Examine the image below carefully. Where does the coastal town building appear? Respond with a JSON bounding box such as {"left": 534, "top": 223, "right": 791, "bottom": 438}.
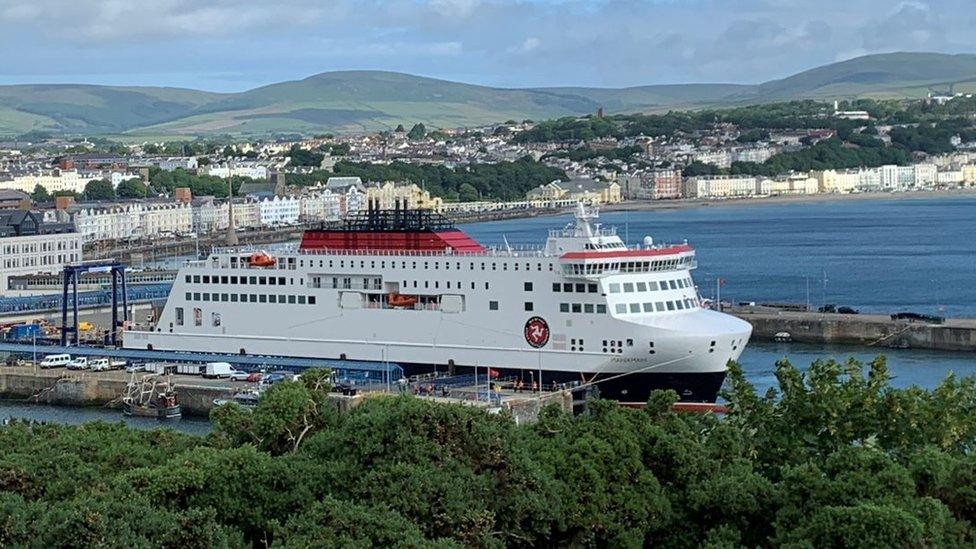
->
{"left": 683, "top": 175, "right": 759, "bottom": 198}
{"left": 365, "top": 181, "right": 443, "bottom": 211}
{"left": 65, "top": 201, "right": 193, "bottom": 242}
{"left": 0, "top": 210, "right": 81, "bottom": 293}
{"left": 0, "top": 169, "right": 95, "bottom": 195}
{"left": 526, "top": 179, "right": 621, "bottom": 204}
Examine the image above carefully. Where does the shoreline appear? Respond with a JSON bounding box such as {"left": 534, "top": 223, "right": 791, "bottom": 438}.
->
{"left": 455, "top": 188, "right": 976, "bottom": 225}
{"left": 603, "top": 188, "right": 976, "bottom": 213}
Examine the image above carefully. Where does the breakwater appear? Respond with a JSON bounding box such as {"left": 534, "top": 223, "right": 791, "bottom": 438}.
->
{"left": 732, "top": 308, "right": 976, "bottom": 352}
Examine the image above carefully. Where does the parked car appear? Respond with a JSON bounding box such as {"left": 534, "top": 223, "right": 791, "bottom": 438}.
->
{"left": 246, "top": 372, "right": 264, "bottom": 383}
{"left": 229, "top": 370, "right": 251, "bottom": 381}
{"left": 125, "top": 364, "right": 147, "bottom": 373}
{"left": 89, "top": 358, "right": 111, "bottom": 372}
{"left": 261, "top": 373, "right": 287, "bottom": 385}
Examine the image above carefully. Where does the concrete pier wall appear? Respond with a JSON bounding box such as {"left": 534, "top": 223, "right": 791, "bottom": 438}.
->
{"left": 734, "top": 309, "right": 976, "bottom": 352}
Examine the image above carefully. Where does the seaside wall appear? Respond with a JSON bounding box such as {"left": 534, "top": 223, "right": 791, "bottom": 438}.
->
{"left": 735, "top": 311, "right": 976, "bottom": 351}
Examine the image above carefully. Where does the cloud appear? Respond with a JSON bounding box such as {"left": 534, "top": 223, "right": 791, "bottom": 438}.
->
{"left": 0, "top": 0, "right": 971, "bottom": 90}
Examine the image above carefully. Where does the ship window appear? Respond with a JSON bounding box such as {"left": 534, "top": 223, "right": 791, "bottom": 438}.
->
{"left": 221, "top": 276, "right": 228, "bottom": 284}
{"left": 184, "top": 275, "right": 190, "bottom": 283}
{"left": 666, "top": 301, "right": 675, "bottom": 311}
{"left": 434, "top": 281, "right": 439, "bottom": 289}
{"left": 481, "top": 262, "right": 485, "bottom": 270}
{"left": 298, "top": 296, "right": 306, "bottom": 304}
{"left": 485, "top": 282, "right": 489, "bottom": 290}
{"left": 193, "top": 308, "right": 202, "bottom": 326}
{"left": 222, "top": 294, "right": 229, "bottom": 302}
{"left": 434, "top": 262, "right": 439, "bottom": 270}
{"left": 202, "top": 294, "right": 210, "bottom": 302}
{"left": 289, "top": 295, "right": 296, "bottom": 304}
{"left": 627, "top": 339, "right": 633, "bottom": 347}
{"left": 231, "top": 276, "right": 238, "bottom": 284}
{"left": 676, "top": 301, "right": 684, "bottom": 310}
{"left": 537, "top": 263, "right": 542, "bottom": 271}
{"left": 425, "top": 281, "right": 429, "bottom": 288}
{"left": 563, "top": 283, "right": 572, "bottom": 292}
{"left": 424, "top": 262, "right": 428, "bottom": 269}
{"left": 609, "top": 283, "right": 620, "bottom": 293}
{"left": 193, "top": 292, "right": 200, "bottom": 301}
{"left": 489, "top": 300, "right": 498, "bottom": 311}
{"left": 552, "top": 283, "right": 560, "bottom": 292}
{"left": 575, "top": 283, "right": 585, "bottom": 292}
{"left": 524, "top": 302, "right": 533, "bottom": 311}
{"left": 560, "top": 303, "right": 569, "bottom": 313}
{"left": 588, "top": 284, "right": 597, "bottom": 293}
{"left": 269, "top": 295, "right": 277, "bottom": 303}
{"left": 524, "top": 282, "right": 533, "bottom": 291}
{"left": 249, "top": 276, "right": 256, "bottom": 284}
{"left": 636, "top": 282, "right": 647, "bottom": 292}
{"left": 503, "top": 263, "right": 508, "bottom": 271}
{"left": 259, "top": 295, "right": 267, "bottom": 303}
{"left": 230, "top": 294, "right": 238, "bottom": 302}
{"left": 615, "top": 304, "right": 627, "bottom": 314}
{"left": 584, "top": 304, "right": 594, "bottom": 313}
{"left": 655, "top": 302, "right": 665, "bottom": 311}
{"left": 514, "top": 263, "right": 518, "bottom": 271}
{"left": 175, "top": 307, "right": 184, "bottom": 326}
{"left": 203, "top": 275, "right": 210, "bottom": 283}
{"left": 492, "top": 263, "right": 496, "bottom": 271}
{"left": 596, "top": 304, "right": 607, "bottom": 314}
{"left": 572, "top": 303, "right": 582, "bottom": 313}
{"left": 309, "top": 296, "right": 316, "bottom": 304}
{"left": 249, "top": 295, "right": 257, "bottom": 303}
{"left": 193, "top": 275, "right": 200, "bottom": 283}
{"left": 471, "top": 282, "right": 475, "bottom": 290}
{"left": 648, "top": 281, "right": 659, "bottom": 291}
{"left": 413, "top": 281, "right": 417, "bottom": 288}
{"left": 548, "top": 264, "right": 553, "bottom": 271}
{"left": 643, "top": 303, "right": 653, "bottom": 312}
{"left": 623, "top": 283, "right": 635, "bottom": 293}
{"left": 185, "top": 292, "right": 191, "bottom": 300}
{"left": 259, "top": 276, "right": 266, "bottom": 285}
{"left": 240, "top": 293, "right": 247, "bottom": 302}
{"left": 629, "top": 303, "right": 640, "bottom": 313}
{"left": 269, "top": 277, "right": 276, "bottom": 286}
{"left": 279, "top": 277, "right": 286, "bottom": 285}
{"left": 669, "top": 280, "right": 677, "bottom": 290}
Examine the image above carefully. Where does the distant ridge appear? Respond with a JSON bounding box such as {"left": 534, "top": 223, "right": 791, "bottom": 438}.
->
{"left": 0, "top": 52, "right": 974, "bottom": 137}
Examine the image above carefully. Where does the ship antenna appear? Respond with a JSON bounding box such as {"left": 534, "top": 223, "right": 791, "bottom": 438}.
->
{"left": 503, "top": 234, "right": 512, "bottom": 254}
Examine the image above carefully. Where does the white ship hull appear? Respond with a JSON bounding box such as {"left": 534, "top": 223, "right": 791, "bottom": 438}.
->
{"left": 125, "top": 206, "right": 752, "bottom": 403}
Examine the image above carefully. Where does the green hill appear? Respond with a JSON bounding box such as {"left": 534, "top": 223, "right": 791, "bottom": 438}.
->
{"left": 0, "top": 52, "right": 974, "bottom": 136}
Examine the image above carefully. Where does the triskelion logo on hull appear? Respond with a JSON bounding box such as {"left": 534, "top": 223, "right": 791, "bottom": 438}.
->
{"left": 524, "top": 316, "right": 550, "bottom": 348}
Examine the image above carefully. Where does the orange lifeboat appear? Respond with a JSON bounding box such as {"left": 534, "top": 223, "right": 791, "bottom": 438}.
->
{"left": 248, "top": 251, "right": 276, "bottom": 268}
{"left": 387, "top": 293, "right": 418, "bottom": 308}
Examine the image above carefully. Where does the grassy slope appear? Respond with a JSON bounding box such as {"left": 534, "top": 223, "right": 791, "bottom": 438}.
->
{"left": 4, "top": 52, "right": 976, "bottom": 136}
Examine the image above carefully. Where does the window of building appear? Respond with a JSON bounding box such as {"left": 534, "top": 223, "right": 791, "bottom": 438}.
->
{"left": 489, "top": 301, "right": 499, "bottom": 311}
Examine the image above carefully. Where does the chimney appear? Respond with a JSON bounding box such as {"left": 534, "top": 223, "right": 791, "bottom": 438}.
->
{"left": 225, "top": 168, "right": 238, "bottom": 246}
{"left": 55, "top": 195, "right": 75, "bottom": 211}
{"left": 174, "top": 187, "right": 192, "bottom": 204}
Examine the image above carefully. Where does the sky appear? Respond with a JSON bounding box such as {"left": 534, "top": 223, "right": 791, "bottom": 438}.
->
{"left": 0, "top": 0, "right": 972, "bottom": 92}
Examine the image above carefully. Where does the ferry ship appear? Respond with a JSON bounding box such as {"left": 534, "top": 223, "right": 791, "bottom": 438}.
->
{"left": 124, "top": 203, "right": 752, "bottom": 404}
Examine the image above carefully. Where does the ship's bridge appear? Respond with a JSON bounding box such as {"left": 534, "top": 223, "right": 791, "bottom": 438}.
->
{"left": 551, "top": 204, "right": 697, "bottom": 279}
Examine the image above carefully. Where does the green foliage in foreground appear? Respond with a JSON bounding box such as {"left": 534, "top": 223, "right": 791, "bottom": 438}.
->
{"left": 0, "top": 358, "right": 974, "bottom": 547}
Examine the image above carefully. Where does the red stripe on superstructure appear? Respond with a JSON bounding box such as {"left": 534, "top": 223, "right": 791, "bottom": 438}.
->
{"left": 299, "top": 229, "right": 486, "bottom": 253}
{"left": 560, "top": 244, "right": 693, "bottom": 260}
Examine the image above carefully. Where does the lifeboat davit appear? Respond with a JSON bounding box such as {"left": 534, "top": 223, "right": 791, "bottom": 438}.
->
{"left": 248, "top": 251, "right": 276, "bottom": 268}
{"left": 387, "top": 293, "right": 418, "bottom": 308}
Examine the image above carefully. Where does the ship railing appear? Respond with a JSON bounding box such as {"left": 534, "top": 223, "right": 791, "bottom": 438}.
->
{"left": 211, "top": 244, "right": 552, "bottom": 258}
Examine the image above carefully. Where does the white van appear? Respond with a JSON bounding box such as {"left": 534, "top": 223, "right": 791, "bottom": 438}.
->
{"left": 40, "top": 354, "right": 71, "bottom": 368}
{"left": 89, "top": 358, "right": 111, "bottom": 371}
{"left": 66, "top": 357, "right": 90, "bottom": 370}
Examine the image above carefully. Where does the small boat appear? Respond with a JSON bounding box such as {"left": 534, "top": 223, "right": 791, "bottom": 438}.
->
{"left": 774, "top": 331, "right": 792, "bottom": 342}
{"left": 248, "top": 251, "right": 276, "bottom": 268}
{"left": 122, "top": 374, "right": 181, "bottom": 419}
{"left": 387, "top": 293, "right": 418, "bottom": 308}
{"left": 213, "top": 390, "right": 261, "bottom": 409}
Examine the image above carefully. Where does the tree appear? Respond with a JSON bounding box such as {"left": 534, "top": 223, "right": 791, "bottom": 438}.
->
{"left": 82, "top": 179, "right": 115, "bottom": 201}
{"left": 407, "top": 123, "right": 427, "bottom": 140}
{"left": 31, "top": 184, "right": 50, "bottom": 203}
{"left": 457, "top": 183, "right": 479, "bottom": 202}
{"left": 116, "top": 179, "right": 148, "bottom": 199}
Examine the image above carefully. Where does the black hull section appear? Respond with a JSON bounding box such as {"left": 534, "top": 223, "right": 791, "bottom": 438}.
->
{"left": 400, "top": 364, "right": 726, "bottom": 404}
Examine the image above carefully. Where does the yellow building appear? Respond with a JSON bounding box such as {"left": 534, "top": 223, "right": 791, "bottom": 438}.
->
{"left": 962, "top": 164, "right": 976, "bottom": 185}
{"left": 525, "top": 179, "right": 621, "bottom": 204}
{"left": 365, "top": 181, "right": 443, "bottom": 211}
